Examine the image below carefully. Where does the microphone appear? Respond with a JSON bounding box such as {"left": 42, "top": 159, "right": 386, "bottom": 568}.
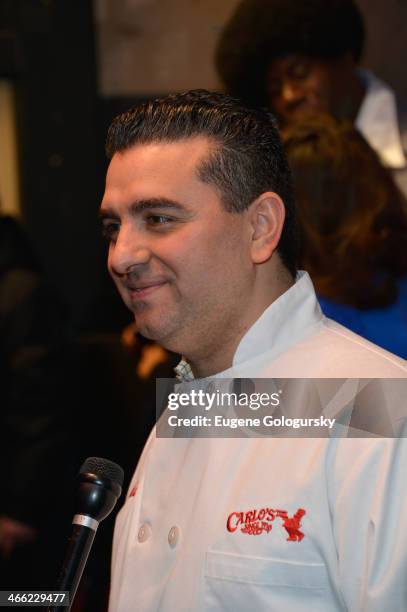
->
{"left": 48, "top": 457, "right": 124, "bottom": 612}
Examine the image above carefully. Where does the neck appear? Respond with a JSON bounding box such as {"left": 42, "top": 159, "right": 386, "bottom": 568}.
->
{"left": 188, "top": 322, "right": 251, "bottom": 379}
{"left": 187, "top": 265, "right": 294, "bottom": 379}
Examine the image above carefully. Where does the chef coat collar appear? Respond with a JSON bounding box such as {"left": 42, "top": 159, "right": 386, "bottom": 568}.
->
{"left": 175, "top": 271, "right": 323, "bottom": 381}
{"left": 232, "top": 270, "right": 322, "bottom": 368}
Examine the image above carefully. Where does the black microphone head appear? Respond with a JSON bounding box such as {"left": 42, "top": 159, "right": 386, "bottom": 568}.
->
{"left": 76, "top": 457, "right": 125, "bottom": 522}
{"left": 80, "top": 457, "right": 124, "bottom": 488}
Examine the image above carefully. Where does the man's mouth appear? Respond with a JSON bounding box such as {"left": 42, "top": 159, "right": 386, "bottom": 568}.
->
{"left": 126, "top": 281, "right": 168, "bottom": 299}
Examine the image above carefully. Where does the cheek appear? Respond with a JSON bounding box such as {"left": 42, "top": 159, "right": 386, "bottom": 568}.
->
{"left": 166, "top": 234, "right": 223, "bottom": 292}
{"left": 307, "top": 74, "right": 334, "bottom": 106}
{"left": 198, "top": 228, "right": 249, "bottom": 283}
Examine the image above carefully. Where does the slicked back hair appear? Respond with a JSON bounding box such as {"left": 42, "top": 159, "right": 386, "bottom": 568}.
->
{"left": 106, "top": 89, "right": 298, "bottom": 278}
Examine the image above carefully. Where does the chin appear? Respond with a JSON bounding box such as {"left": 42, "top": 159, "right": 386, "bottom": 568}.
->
{"left": 136, "top": 323, "right": 159, "bottom": 342}
{"left": 134, "top": 304, "right": 186, "bottom": 348}
{"left": 139, "top": 325, "right": 184, "bottom": 357}
{"left": 135, "top": 317, "right": 169, "bottom": 343}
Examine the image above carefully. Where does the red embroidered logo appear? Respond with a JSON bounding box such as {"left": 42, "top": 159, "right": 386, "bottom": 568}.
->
{"left": 227, "top": 507, "right": 306, "bottom": 541}
{"left": 129, "top": 484, "right": 138, "bottom": 498}
{"left": 280, "top": 508, "right": 306, "bottom": 541}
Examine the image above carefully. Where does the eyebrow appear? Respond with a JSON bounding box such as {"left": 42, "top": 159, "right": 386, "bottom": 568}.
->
{"left": 99, "top": 197, "right": 186, "bottom": 220}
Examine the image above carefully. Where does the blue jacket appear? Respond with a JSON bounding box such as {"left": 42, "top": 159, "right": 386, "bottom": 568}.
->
{"left": 318, "top": 277, "right": 407, "bottom": 359}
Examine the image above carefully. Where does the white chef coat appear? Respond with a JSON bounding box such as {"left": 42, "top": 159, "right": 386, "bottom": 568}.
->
{"left": 109, "top": 272, "right": 407, "bottom": 612}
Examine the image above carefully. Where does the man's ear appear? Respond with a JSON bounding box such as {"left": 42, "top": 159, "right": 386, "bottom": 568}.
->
{"left": 249, "top": 192, "right": 285, "bottom": 264}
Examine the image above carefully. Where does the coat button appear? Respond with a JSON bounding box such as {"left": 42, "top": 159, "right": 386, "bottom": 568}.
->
{"left": 168, "top": 526, "right": 180, "bottom": 548}
{"left": 138, "top": 523, "right": 152, "bottom": 543}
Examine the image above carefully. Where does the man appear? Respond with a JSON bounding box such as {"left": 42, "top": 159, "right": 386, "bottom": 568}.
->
{"left": 101, "top": 90, "right": 407, "bottom": 611}
{"left": 215, "top": 0, "right": 407, "bottom": 197}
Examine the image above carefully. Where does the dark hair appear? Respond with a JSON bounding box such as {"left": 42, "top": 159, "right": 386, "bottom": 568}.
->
{"left": 106, "top": 89, "right": 298, "bottom": 277}
{"left": 283, "top": 114, "right": 407, "bottom": 308}
{"left": 216, "top": 0, "right": 365, "bottom": 107}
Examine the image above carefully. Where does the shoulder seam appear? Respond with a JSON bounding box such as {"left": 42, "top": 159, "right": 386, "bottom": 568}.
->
{"left": 323, "top": 321, "right": 407, "bottom": 373}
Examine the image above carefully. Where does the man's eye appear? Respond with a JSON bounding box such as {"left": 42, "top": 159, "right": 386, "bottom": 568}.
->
{"left": 146, "top": 215, "right": 173, "bottom": 225}
{"left": 101, "top": 222, "right": 120, "bottom": 241}
{"left": 289, "top": 61, "right": 310, "bottom": 80}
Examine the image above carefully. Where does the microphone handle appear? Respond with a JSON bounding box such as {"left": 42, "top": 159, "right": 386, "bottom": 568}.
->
{"left": 48, "top": 516, "right": 98, "bottom": 612}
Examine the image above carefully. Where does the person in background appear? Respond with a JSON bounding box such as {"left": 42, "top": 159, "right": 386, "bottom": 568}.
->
{"left": 0, "top": 214, "right": 76, "bottom": 589}
{"left": 283, "top": 113, "right": 407, "bottom": 359}
{"left": 215, "top": 0, "right": 407, "bottom": 198}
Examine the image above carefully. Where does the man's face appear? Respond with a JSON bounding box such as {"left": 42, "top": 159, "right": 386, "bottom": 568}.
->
{"left": 100, "top": 137, "right": 253, "bottom": 358}
{"left": 266, "top": 54, "right": 355, "bottom": 125}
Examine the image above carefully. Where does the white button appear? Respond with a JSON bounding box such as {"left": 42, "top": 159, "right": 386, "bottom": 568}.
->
{"left": 138, "top": 523, "right": 152, "bottom": 543}
{"left": 168, "top": 526, "right": 180, "bottom": 548}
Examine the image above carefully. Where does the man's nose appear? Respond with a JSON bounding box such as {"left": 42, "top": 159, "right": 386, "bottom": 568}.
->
{"left": 108, "top": 227, "right": 151, "bottom": 276}
{"left": 281, "top": 80, "right": 305, "bottom": 106}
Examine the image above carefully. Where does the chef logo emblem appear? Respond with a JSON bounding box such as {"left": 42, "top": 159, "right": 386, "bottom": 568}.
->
{"left": 227, "top": 507, "right": 306, "bottom": 541}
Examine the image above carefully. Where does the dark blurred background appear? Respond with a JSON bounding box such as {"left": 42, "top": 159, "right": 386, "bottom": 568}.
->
{"left": 1, "top": 0, "right": 407, "bottom": 334}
